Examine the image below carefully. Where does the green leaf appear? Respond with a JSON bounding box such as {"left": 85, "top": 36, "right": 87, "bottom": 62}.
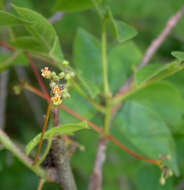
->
{"left": 54, "top": 0, "right": 102, "bottom": 12}
{"left": 175, "top": 137, "right": 184, "bottom": 176}
{"left": 9, "top": 36, "right": 48, "bottom": 54}
{"left": 171, "top": 51, "right": 184, "bottom": 61}
{"left": 59, "top": 89, "right": 97, "bottom": 124}
{"left": 0, "top": 11, "right": 28, "bottom": 26}
{"left": 135, "top": 61, "right": 181, "bottom": 86}
{"left": 49, "top": 36, "right": 64, "bottom": 62}
{"left": 71, "top": 129, "right": 98, "bottom": 177}
{"left": 11, "top": 0, "right": 34, "bottom": 8}
{"left": 108, "top": 41, "right": 142, "bottom": 94}
{"left": 26, "top": 121, "right": 88, "bottom": 155}
{"left": 0, "top": 52, "right": 28, "bottom": 72}
{"left": 112, "top": 20, "right": 137, "bottom": 43}
{"left": 11, "top": 4, "right": 64, "bottom": 62}
{"left": 74, "top": 28, "right": 101, "bottom": 96}
{"left": 129, "top": 82, "right": 184, "bottom": 133}
{"left": 115, "top": 101, "right": 178, "bottom": 175}
{"left": 72, "top": 75, "right": 100, "bottom": 99}
{"left": 166, "top": 70, "right": 184, "bottom": 98}
{"left": 107, "top": 9, "right": 137, "bottom": 43}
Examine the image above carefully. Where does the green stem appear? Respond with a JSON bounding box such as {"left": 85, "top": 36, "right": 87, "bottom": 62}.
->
{"left": 0, "top": 129, "right": 46, "bottom": 179}
{"left": 72, "top": 80, "right": 106, "bottom": 113}
{"left": 101, "top": 19, "right": 109, "bottom": 97}
{"left": 101, "top": 18, "right": 111, "bottom": 134}
{"left": 37, "top": 179, "right": 45, "bottom": 190}
{"left": 112, "top": 61, "right": 184, "bottom": 106}
{"left": 104, "top": 103, "right": 112, "bottom": 134}
{"left": 35, "top": 134, "right": 52, "bottom": 167}
{"left": 33, "top": 101, "right": 52, "bottom": 165}
{"left": 2, "top": 51, "right": 21, "bottom": 68}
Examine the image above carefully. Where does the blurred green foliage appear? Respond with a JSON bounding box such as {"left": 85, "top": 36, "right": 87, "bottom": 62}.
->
{"left": 1, "top": 0, "right": 184, "bottom": 190}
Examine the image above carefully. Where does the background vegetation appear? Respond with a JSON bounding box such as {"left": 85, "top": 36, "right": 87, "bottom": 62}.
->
{"left": 1, "top": 0, "right": 184, "bottom": 189}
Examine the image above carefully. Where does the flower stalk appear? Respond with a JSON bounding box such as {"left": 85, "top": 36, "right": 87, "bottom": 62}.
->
{"left": 33, "top": 100, "right": 52, "bottom": 165}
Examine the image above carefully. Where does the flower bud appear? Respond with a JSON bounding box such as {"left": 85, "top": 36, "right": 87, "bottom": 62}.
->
{"left": 63, "top": 92, "right": 71, "bottom": 98}
{"left": 63, "top": 60, "right": 69, "bottom": 65}
{"left": 166, "top": 154, "right": 171, "bottom": 161}
{"left": 51, "top": 72, "right": 57, "bottom": 77}
{"left": 59, "top": 72, "right": 65, "bottom": 79}
{"left": 13, "top": 85, "right": 21, "bottom": 95}
{"left": 49, "top": 81, "right": 56, "bottom": 88}
{"left": 65, "top": 73, "right": 71, "bottom": 80}
{"left": 53, "top": 75, "right": 59, "bottom": 81}
{"left": 167, "top": 169, "right": 173, "bottom": 177}
{"left": 70, "top": 71, "right": 75, "bottom": 77}
{"left": 160, "top": 176, "right": 165, "bottom": 186}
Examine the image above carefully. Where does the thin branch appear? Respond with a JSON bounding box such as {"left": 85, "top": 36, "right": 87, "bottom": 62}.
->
{"left": 140, "top": 5, "right": 184, "bottom": 67}
{"left": 0, "top": 129, "right": 47, "bottom": 179}
{"left": 0, "top": 27, "right": 9, "bottom": 129}
{"left": 0, "top": 71, "right": 8, "bottom": 128}
{"left": 107, "top": 134, "right": 160, "bottom": 164}
{"left": 51, "top": 107, "right": 77, "bottom": 190}
{"left": 25, "top": 52, "right": 49, "bottom": 97}
{"left": 48, "top": 12, "right": 64, "bottom": 24}
{"left": 0, "top": 41, "right": 49, "bottom": 98}
{"left": 15, "top": 66, "right": 43, "bottom": 126}
{"left": 88, "top": 137, "right": 108, "bottom": 190}
{"left": 115, "top": 5, "right": 184, "bottom": 103}
{"left": 37, "top": 179, "right": 45, "bottom": 190}
{"left": 0, "top": 41, "right": 14, "bottom": 51}
{"left": 33, "top": 100, "right": 52, "bottom": 165}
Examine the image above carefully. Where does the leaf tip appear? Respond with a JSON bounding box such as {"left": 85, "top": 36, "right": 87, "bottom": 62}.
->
{"left": 171, "top": 51, "right": 184, "bottom": 61}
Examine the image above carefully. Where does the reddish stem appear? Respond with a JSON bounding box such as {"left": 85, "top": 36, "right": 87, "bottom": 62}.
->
{"left": 33, "top": 100, "right": 52, "bottom": 165}
{"left": 0, "top": 41, "right": 49, "bottom": 97}
{"left": 0, "top": 41, "right": 14, "bottom": 51}
{"left": 24, "top": 52, "right": 49, "bottom": 97}
{"left": 25, "top": 85, "right": 160, "bottom": 165}
{"left": 107, "top": 134, "right": 160, "bottom": 165}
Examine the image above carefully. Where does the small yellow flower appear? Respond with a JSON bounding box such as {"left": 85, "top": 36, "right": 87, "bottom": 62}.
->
{"left": 62, "top": 60, "right": 69, "bottom": 65}
{"left": 41, "top": 67, "right": 51, "bottom": 79}
{"left": 13, "top": 85, "right": 21, "bottom": 95}
{"left": 167, "top": 169, "right": 173, "bottom": 177}
{"left": 52, "top": 85, "right": 62, "bottom": 95}
{"left": 51, "top": 95, "right": 62, "bottom": 106}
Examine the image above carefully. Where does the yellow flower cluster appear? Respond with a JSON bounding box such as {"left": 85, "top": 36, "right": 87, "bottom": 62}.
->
{"left": 41, "top": 65, "right": 74, "bottom": 106}
{"left": 51, "top": 94, "right": 62, "bottom": 106}
{"left": 52, "top": 85, "right": 62, "bottom": 95}
{"left": 51, "top": 84, "right": 63, "bottom": 106}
